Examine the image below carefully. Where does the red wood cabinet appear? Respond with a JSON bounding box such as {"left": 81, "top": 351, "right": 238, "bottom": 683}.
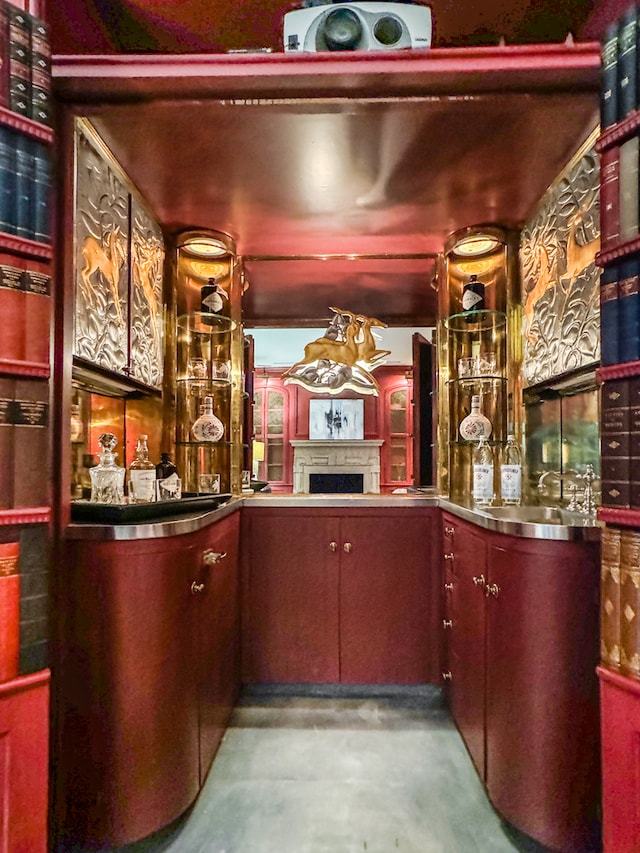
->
{"left": 57, "top": 509, "right": 241, "bottom": 850}
{"left": 0, "top": 671, "right": 50, "bottom": 853}
{"left": 441, "top": 513, "right": 600, "bottom": 852}
{"left": 241, "top": 507, "right": 439, "bottom": 684}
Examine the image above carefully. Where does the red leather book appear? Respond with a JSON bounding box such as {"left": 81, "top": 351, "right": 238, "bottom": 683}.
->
{"left": 23, "top": 262, "right": 50, "bottom": 365}
{"left": 0, "top": 252, "right": 25, "bottom": 362}
{"left": 601, "top": 526, "right": 621, "bottom": 671}
{"left": 12, "top": 378, "right": 48, "bottom": 508}
{"left": 0, "top": 541, "right": 20, "bottom": 683}
{"left": 600, "top": 146, "right": 621, "bottom": 251}
{"left": 0, "top": 376, "right": 14, "bottom": 509}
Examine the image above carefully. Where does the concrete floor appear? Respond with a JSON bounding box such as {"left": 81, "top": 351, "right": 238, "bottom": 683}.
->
{"left": 119, "top": 686, "right": 546, "bottom": 853}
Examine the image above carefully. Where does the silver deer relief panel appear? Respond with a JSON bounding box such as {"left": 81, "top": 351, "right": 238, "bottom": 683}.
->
{"left": 520, "top": 139, "right": 600, "bottom": 387}
{"left": 74, "top": 127, "right": 129, "bottom": 374}
{"left": 130, "top": 200, "right": 165, "bottom": 388}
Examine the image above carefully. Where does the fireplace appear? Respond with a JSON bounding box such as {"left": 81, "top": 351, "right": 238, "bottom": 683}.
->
{"left": 291, "top": 440, "right": 383, "bottom": 494}
{"left": 309, "top": 473, "right": 364, "bottom": 494}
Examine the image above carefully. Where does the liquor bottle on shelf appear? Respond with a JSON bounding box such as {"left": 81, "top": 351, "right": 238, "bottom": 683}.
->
{"left": 200, "top": 277, "right": 225, "bottom": 324}
{"left": 500, "top": 434, "right": 522, "bottom": 506}
{"left": 473, "top": 435, "right": 495, "bottom": 508}
{"left": 459, "top": 394, "right": 492, "bottom": 441}
{"left": 155, "top": 452, "right": 181, "bottom": 501}
{"left": 128, "top": 434, "right": 156, "bottom": 503}
{"left": 70, "top": 403, "right": 83, "bottom": 444}
{"left": 192, "top": 395, "right": 225, "bottom": 442}
{"left": 90, "top": 434, "right": 125, "bottom": 504}
{"left": 461, "top": 274, "right": 485, "bottom": 320}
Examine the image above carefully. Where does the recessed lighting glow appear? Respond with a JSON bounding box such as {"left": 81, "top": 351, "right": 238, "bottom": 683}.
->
{"left": 453, "top": 236, "right": 500, "bottom": 257}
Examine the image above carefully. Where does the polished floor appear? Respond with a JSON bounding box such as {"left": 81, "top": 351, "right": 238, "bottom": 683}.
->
{"left": 119, "top": 686, "right": 546, "bottom": 853}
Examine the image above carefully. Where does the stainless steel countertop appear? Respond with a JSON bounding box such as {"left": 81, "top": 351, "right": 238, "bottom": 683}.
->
{"left": 65, "top": 492, "right": 601, "bottom": 542}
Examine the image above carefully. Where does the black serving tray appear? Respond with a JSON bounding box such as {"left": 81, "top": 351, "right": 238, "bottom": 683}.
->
{"left": 71, "top": 494, "right": 232, "bottom": 524}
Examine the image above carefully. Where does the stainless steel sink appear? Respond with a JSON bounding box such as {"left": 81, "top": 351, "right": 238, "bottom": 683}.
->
{"left": 481, "top": 505, "right": 592, "bottom": 526}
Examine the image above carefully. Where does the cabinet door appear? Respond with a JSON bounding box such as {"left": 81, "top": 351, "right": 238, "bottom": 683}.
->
{"left": 448, "top": 519, "right": 487, "bottom": 781}
{"left": 60, "top": 536, "right": 200, "bottom": 849}
{"left": 197, "top": 511, "right": 241, "bottom": 785}
{"left": 485, "top": 537, "right": 600, "bottom": 852}
{"left": 242, "top": 510, "right": 340, "bottom": 682}
{"left": 339, "top": 511, "right": 437, "bottom": 683}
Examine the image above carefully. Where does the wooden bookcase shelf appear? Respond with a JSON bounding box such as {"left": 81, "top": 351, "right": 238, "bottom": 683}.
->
{"left": 598, "top": 507, "right": 640, "bottom": 528}
{"left": 0, "top": 507, "right": 50, "bottom": 525}
{"left": 0, "top": 106, "right": 54, "bottom": 145}
{"left": 596, "top": 234, "right": 640, "bottom": 268}
{"left": 0, "top": 358, "right": 49, "bottom": 379}
{"left": 0, "top": 232, "right": 52, "bottom": 261}
{"left": 597, "top": 362, "right": 640, "bottom": 383}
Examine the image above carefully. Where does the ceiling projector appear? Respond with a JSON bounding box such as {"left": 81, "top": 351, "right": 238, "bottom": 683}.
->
{"left": 283, "top": 2, "right": 432, "bottom": 52}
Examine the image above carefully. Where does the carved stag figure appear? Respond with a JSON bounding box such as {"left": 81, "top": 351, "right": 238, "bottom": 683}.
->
{"left": 79, "top": 227, "right": 127, "bottom": 326}
{"left": 356, "top": 314, "right": 389, "bottom": 365}
{"left": 132, "top": 238, "right": 163, "bottom": 345}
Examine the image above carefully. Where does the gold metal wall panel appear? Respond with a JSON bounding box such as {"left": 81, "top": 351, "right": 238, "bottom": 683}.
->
{"left": 520, "top": 132, "right": 600, "bottom": 387}
{"left": 130, "top": 201, "right": 165, "bottom": 389}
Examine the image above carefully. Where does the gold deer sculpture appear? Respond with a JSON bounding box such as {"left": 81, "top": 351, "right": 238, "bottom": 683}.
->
{"left": 561, "top": 210, "right": 599, "bottom": 288}
{"left": 356, "top": 314, "right": 389, "bottom": 365}
{"left": 132, "top": 238, "right": 163, "bottom": 346}
{"left": 79, "top": 227, "right": 127, "bottom": 327}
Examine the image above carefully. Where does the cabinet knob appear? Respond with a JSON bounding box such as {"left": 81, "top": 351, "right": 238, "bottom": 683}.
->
{"left": 329, "top": 541, "right": 338, "bottom": 552}
{"left": 442, "top": 619, "right": 453, "bottom": 629}
{"left": 191, "top": 581, "right": 205, "bottom": 595}
{"left": 343, "top": 542, "right": 352, "bottom": 553}
{"left": 444, "top": 526, "right": 455, "bottom": 535}
{"left": 442, "top": 671, "right": 452, "bottom": 681}
{"left": 203, "top": 549, "right": 227, "bottom": 565}
{"left": 472, "top": 574, "right": 486, "bottom": 587}
{"left": 444, "top": 582, "right": 454, "bottom": 591}
{"left": 485, "top": 583, "right": 500, "bottom": 598}
{"left": 444, "top": 553, "right": 454, "bottom": 561}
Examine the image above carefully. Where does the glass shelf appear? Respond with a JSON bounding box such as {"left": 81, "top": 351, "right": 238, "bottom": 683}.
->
{"left": 448, "top": 375, "right": 506, "bottom": 387}
{"left": 444, "top": 309, "right": 507, "bottom": 332}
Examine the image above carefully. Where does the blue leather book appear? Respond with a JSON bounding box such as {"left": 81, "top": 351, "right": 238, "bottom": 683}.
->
{"left": 31, "top": 140, "right": 50, "bottom": 242}
{"left": 618, "top": 6, "right": 638, "bottom": 120}
{"left": 602, "top": 21, "right": 620, "bottom": 128}
{"left": 14, "top": 133, "right": 33, "bottom": 239}
{"left": 619, "top": 258, "right": 640, "bottom": 363}
{"left": 0, "top": 126, "right": 16, "bottom": 235}
{"left": 601, "top": 265, "right": 620, "bottom": 366}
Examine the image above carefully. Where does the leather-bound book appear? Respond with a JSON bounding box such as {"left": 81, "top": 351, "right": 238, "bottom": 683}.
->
{"left": 12, "top": 378, "right": 48, "bottom": 508}
{"left": 618, "top": 6, "right": 638, "bottom": 121}
{"left": 0, "top": 3, "right": 9, "bottom": 110}
{"left": 619, "top": 136, "right": 640, "bottom": 241}
{"left": 601, "top": 264, "right": 620, "bottom": 366}
{"left": 619, "top": 259, "right": 640, "bottom": 363}
{"left": 602, "top": 379, "right": 631, "bottom": 507}
{"left": 0, "top": 376, "right": 14, "bottom": 509}
{"left": 600, "top": 146, "right": 621, "bottom": 250}
{"left": 0, "top": 253, "right": 25, "bottom": 363}
{"left": 30, "top": 139, "right": 50, "bottom": 242}
{"left": 23, "top": 262, "right": 50, "bottom": 365}
{"left": 7, "top": 5, "right": 30, "bottom": 117}
{"left": 602, "top": 21, "right": 620, "bottom": 129}
{"left": 29, "top": 15, "right": 50, "bottom": 125}
{"left": 0, "top": 541, "right": 20, "bottom": 683}
{"left": 601, "top": 526, "right": 622, "bottom": 671}
{"left": 0, "top": 125, "right": 16, "bottom": 235}
{"left": 14, "top": 132, "right": 33, "bottom": 240}
{"left": 620, "top": 529, "right": 640, "bottom": 678}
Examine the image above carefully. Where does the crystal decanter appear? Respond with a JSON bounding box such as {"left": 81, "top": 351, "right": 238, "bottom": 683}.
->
{"left": 89, "top": 433, "right": 125, "bottom": 504}
{"left": 459, "top": 395, "right": 492, "bottom": 442}
{"left": 192, "top": 396, "right": 225, "bottom": 442}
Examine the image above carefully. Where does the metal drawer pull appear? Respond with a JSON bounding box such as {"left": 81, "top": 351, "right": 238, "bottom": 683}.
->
{"left": 191, "top": 581, "right": 205, "bottom": 595}
{"left": 203, "top": 549, "right": 227, "bottom": 565}
{"left": 486, "top": 583, "right": 500, "bottom": 598}
{"left": 329, "top": 541, "right": 338, "bottom": 552}
{"left": 442, "top": 671, "right": 452, "bottom": 681}
{"left": 444, "top": 582, "right": 454, "bottom": 591}
{"left": 442, "top": 619, "right": 453, "bottom": 629}
{"left": 444, "top": 553, "right": 454, "bottom": 561}
{"left": 343, "top": 542, "right": 352, "bottom": 553}
{"left": 444, "top": 526, "right": 455, "bottom": 535}
{"left": 472, "top": 574, "right": 486, "bottom": 587}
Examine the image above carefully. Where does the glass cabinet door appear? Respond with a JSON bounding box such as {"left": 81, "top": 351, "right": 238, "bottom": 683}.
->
{"left": 386, "top": 386, "right": 412, "bottom": 484}
{"left": 266, "top": 390, "right": 285, "bottom": 482}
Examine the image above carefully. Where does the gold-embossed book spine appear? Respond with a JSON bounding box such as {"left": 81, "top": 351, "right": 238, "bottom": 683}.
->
{"left": 601, "top": 526, "right": 622, "bottom": 670}
{"left": 620, "top": 529, "right": 640, "bottom": 678}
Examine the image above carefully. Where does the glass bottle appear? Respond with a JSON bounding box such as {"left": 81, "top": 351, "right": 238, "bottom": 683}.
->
{"left": 500, "top": 434, "right": 522, "bottom": 506}
{"left": 200, "top": 276, "right": 224, "bottom": 324}
{"left": 90, "top": 434, "right": 125, "bottom": 504}
{"left": 128, "top": 434, "right": 156, "bottom": 503}
{"left": 192, "top": 396, "right": 225, "bottom": 442}
{"left": 473, "top": 435, "right": 495, "bottom": 508}
{"left": 459, "top": 395, "right": 492, "bottom": 441}
{"left": 156, "top": 452, "right": 181, "bottom": 501}
{"left": 70, "top": 403, "right": 84, "bottom": 444}
{"left": 462, "top": 274, "right": 485, "bottom": 320}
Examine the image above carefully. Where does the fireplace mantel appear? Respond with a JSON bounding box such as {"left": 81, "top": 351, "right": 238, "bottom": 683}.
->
{"left": 291, "top": 440, "right": 384, "bottom": 494}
